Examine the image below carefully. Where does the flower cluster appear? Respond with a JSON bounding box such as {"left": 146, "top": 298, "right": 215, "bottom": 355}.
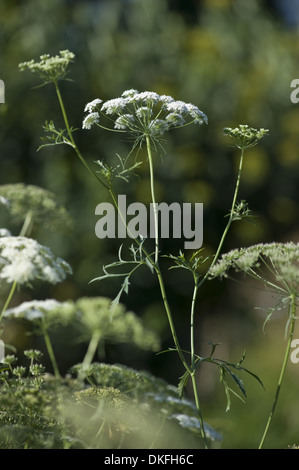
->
{"left": 74, "top": 296, "right": 160, "bottom": 351}
{"left": 209, "top": 242, "right": 299, "bottom": 295}
{"left": 0, "top": 195, "right": 10, "bottom": 208}
{"left": 71, "top": 362, "right": 221, "bottom": 445}
{"left": 82, "top": 89, "right": 208, "bottom": 140}
{"left": 0, "top": 183, "right": 73, "bottom": 232}
{"left": 3, "top": 296, "right": 160, "bottom": 352}
{"left": 3, "top": 299, "right": 67, "bottom": 322}
{"left": 19, "top": 50, "right": 75, "bottom": 84}
{"left": 0, "top": 236, "right": 72, "bottom": 285}
{"left": 0, "top": 229, "right": 11, "bottom": 237}
{"left": 223, "top": 125, "right": 269, "bottom": 149}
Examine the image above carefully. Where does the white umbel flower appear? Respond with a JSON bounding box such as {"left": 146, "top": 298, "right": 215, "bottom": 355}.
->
{"left": 83, "top": 89, "right": 208, "bottom": 137}
{"left": 3, "top": 299, "right": 61, "bottom": 321}
{"left": 84, "top": 98, "right": 103, "bottom": 113}
{"left": 101, "top": 97, "right": 128, "bottom": 115}
{"left": 0, "top": 228, "right": 11, "bottom": 237}
{"left": 0, "top": 236, "right": 72, "bottom": 285}
{"left": 82, "top": 112, "right": 100, "bottom": 130}
{"left": 0, "top": 195, "right": 10, "bottom": 208}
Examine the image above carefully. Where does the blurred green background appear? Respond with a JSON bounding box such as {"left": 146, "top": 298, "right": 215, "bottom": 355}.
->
{"left": 1, "top": 0, "right": 299, "bottom": 449}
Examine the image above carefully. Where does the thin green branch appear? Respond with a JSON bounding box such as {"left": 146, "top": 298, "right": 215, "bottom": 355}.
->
{"left": 258, "top": 294, "right": 297, "bottom": 449}
{"left": 42, "top": 323, "right": 60, "bottom": 380}
{"left": 0, "top": 280, "right": 17, "bottom": 323}
{"left": 208, "top": 147, "right": 245, "bottom": 275}
{"left": 54, "top": 81, "right": 106, "bottom": 187}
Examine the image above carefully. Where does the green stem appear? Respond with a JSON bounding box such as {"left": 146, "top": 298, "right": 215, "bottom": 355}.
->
{"left": 191, "top": 372, "right": 209, "bottom": 448}
{"left": 146, "top": 135, "right": 159, "bottom": 264}
{"left": 144, "top": 134, "right": 208, "bottom": 446}
{"left": 189, "top": 148, "right": 245, "bottom": 372}
{"left": 258, "top": 294, "right": 297, "bottom": 449}
{"left": 155, "top": 268, "right": 191, "bottom": 373}
{"left": 189, "top": 147, "right": 245, "bottom": 353}
{"left": 144, "top": 135, "right": 189, "bottom": 370}
{"left": 0, "top": 280, "right": 17, "bottom": 323}
{"left": 82, "top": 331, "right": 101, "bottom": 371}
{"left": 188, "top": 147, "right": 245, "bottom": 447}
{"left": 108, "top": 186, "right": 155, "bottom": 265}
{"left": 51, "top": 84, "right": 213, "bottom": 448}
{"left": 54, "top": 81, "right": 105, "bottom": 186}
{"left": 42, "top": 324, "right": 60, "bottom": 379}
{"left": 19, "top": 211, "right": 33, "bottom": 237}
{"left": 209, "top": 147, "right": 245, "bottom": 274}
{"left": 190, "top": 278, "right": 199, "bottom": 369}
{"left": 55, "top": 81, "right": 156, "bottom": 269}
{"left": 154, "top": 238, "right": 209, "bottom": 448}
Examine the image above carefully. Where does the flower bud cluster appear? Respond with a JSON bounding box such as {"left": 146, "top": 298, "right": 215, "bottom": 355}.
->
{"left": 223, "top": 125, "right": 269, "bottom": 149}
{"left": 19, "top": 50, "right": 75, "bottom": 83}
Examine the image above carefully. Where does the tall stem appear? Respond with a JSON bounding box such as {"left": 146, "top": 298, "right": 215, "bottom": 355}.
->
{"left": 146, "top": 135, "right": 159, "bottom": 264}
{"left": 258, "top": 294, "right": 296, "bottom": 449}
{"left": 145, "top": 135, "right": 208, "bottom": 447}
{"left": 144, "top": 135, "right": 189, "bottom": 370}
{"left": 188, "top": 147, "right": 245, "bottom": 447}
{"left": 189, "top": 148, "right": 245, "bottom": 370}
{"left": 51, "top": 86, "right": 209, "bottom": 447}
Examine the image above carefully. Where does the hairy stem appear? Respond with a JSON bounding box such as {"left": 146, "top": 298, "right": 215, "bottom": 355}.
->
{"left": 258, "top": 294, "right": 297, "bottom": 449}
